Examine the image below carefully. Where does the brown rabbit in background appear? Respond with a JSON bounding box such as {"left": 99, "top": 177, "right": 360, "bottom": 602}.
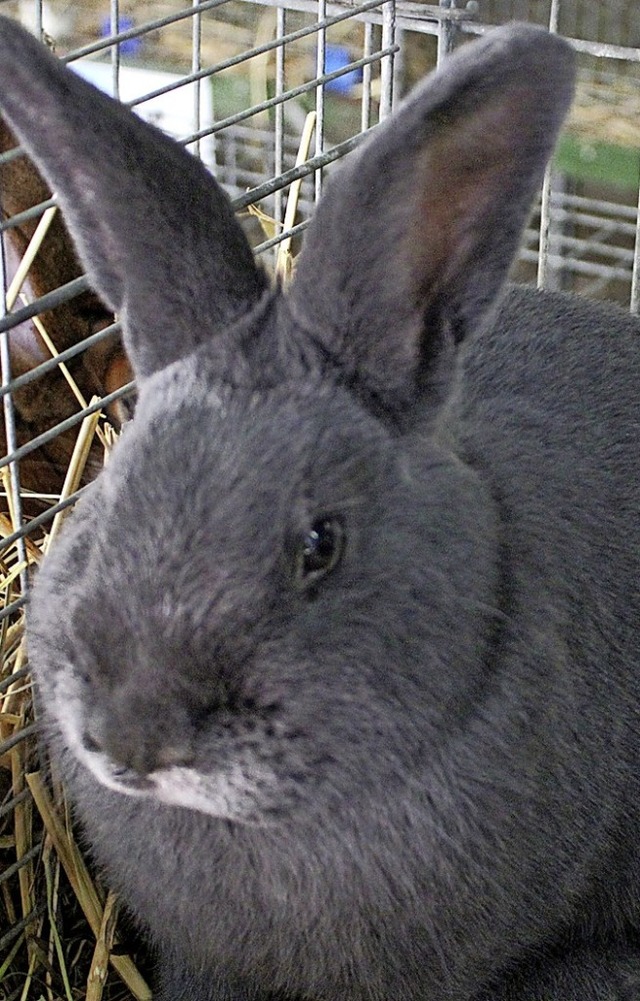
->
{"left": 0, "top": 117, "right": 132, "bottom": 514}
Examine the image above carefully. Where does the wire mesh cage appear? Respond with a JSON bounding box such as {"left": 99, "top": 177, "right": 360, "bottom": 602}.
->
{"left": 0, "top": 1, "right": 639, "bottom": 998}
{"left": 477, "top": 0, "right": 640, "bottom": 302}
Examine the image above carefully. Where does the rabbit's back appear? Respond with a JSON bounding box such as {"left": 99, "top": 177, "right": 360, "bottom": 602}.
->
{"left": 460, "top": 284, "right": 640, "bottom": 693}
{"left": 460, "top": 284, "right": 640, "bottom": 905}
{"left": 468, "top": 285, "right": 640, "bottom": 431}
{"left": 461, "top": 284, "right": 640, "bottom": 574}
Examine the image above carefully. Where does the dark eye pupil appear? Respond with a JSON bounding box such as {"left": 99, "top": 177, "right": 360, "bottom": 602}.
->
{"left": 299, "top": 518, "right": 344, "bottom": 582}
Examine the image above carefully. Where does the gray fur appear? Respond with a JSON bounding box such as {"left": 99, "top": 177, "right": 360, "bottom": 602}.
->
{"left": 0, "top": 14, "right": 638, "bottom": 999}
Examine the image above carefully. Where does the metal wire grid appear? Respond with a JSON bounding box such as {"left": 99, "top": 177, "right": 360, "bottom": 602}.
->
{"left": 0, "top": 0, "right": 639, "bottom": 984}
{"left": 464, "top": 0, "right": 640, "bottom": 306}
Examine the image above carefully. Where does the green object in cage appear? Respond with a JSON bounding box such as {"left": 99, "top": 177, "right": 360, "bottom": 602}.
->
{"left": 555, "top": 134, "right": 640, "bottom": 190}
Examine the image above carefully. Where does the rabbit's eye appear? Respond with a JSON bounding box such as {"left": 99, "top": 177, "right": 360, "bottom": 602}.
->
{"left": 296, "top": 517, "right": 344, "bottom": 587}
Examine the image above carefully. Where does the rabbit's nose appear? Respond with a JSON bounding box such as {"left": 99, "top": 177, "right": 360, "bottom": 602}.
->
{"left": 123, "top": 739, "right": 196, "bottom": 776}
{"left": 82, "top": 716, "right": 196, "bottom": 777}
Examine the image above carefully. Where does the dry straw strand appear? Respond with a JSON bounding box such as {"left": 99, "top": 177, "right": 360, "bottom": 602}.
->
{"left": 86, "top": 891, "right": 119, "bottom": 1001}
{"left": 26, "top": 772, "right": 152, "bottom": 1001}
{"left": 276, "top": 110, "right": 316, "bottom": 283}
{"left": 43, "top": 841, "right": 74, "bottom": 1001}
{"left": 44, "top": 404, "right": 102, "bottom": 554}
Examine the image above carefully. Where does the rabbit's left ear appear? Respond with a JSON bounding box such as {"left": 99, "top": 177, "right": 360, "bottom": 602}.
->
{"left": 0, "top": 16, "right": 267, "bottom": 380}
{"left": 288, "top": 24, "right": 575, "bottom": 417}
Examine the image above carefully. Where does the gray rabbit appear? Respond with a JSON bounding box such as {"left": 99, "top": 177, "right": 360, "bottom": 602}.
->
{"left": 1, "top": 13, "right": 639, "bottom": 1000}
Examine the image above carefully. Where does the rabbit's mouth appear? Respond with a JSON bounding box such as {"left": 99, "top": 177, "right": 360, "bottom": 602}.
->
{"left": 50, "top": 669, "right": 298, "bottom": 825}
{"left": 83, "top": 749, "right": 281, "bottom": 825}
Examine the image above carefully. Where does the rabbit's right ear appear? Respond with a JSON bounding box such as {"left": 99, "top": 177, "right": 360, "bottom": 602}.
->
{"left": 0, "top": 16, "right": 267, "bottom": 381}
{"left": 288, "top": 24, "right": 575, "bottom": 419}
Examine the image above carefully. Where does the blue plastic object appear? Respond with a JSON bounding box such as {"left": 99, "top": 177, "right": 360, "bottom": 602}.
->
{"left": 100, "top": 15, "right": 142, "bottom": 58}
{"left": 324, "top": 44, "right": 362, "bottom": 95}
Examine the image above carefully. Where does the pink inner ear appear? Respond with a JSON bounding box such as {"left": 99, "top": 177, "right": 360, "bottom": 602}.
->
{"left": 407, "top": 84, "right": 545, "bottom": 308}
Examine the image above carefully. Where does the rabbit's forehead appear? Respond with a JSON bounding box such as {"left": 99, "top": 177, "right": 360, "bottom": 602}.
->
{"left": 134, "top": 364, "right": 390, "bottom": 470}
{"left": 103, "top": 371, "right": 394, "bottom": 548}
